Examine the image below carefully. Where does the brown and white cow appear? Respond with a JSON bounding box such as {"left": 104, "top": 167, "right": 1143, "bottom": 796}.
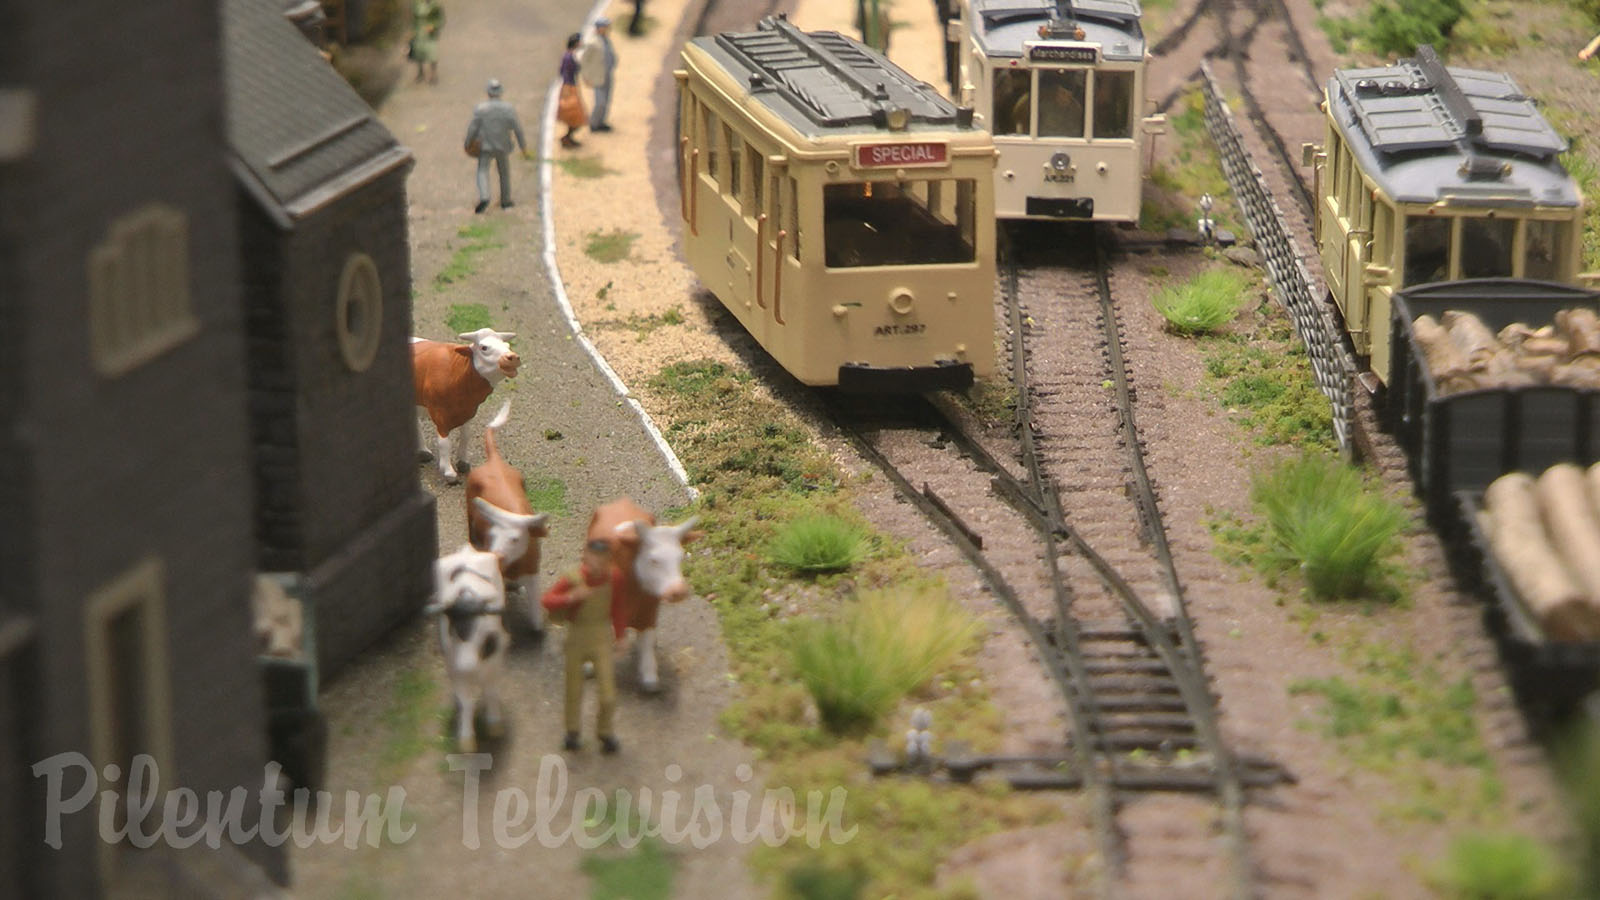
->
{"left": 588, "top": 498, "right": 701, "bottom": 692}
{"left": 466, "top": 402, "right": 550, "bottom": 632}
{"left": 428, "top": 545, "right": 509, "bottom": 753}
{"left": 412, "top": 328, "right": 521, "bottom": 483}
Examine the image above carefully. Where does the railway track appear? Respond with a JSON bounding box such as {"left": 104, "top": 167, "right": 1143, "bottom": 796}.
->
{"left": 827, "top": 223, "right": 1289, "bottom": 899}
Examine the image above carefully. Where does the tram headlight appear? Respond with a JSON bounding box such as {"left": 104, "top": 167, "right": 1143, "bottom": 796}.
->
{"left": 1049, "top": 152, "right": 1072, "bottom": 172}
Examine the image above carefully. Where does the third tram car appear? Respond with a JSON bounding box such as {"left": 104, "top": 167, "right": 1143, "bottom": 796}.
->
{"left": 1308, "top": 46, "right": 1596, "bottom": 383}
{"left": 944, "top": 0, "right": 1164, "bottom": 222}
{"left": 676, "top": 17, "right": 997, "bottom": 390}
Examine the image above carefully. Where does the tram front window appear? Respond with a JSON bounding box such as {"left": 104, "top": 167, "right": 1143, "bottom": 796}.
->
{"left": 823, "top": 179, "right": 978, "bottom": 268}
{"left": 1402, "top": 216, "right": 1451, "bottom": 287}
{"left": 1037, "top": 69, "right": 1086, "bottom": 138}
{"left": 1460, "top": 217, "right": 1516, "bottom": 279}
{"left": 992, "top": 68, "right": 1032, "bottom": 136}
{"left": 1092, "top": 70, "right": 1134, "bottom": 138}
{"left": 1524, "top": 219, "right": 1569, "bottom": 281}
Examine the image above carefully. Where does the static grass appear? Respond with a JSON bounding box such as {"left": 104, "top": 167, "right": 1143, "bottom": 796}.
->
{"left": 1555, "top": 720, "right": 1600, "bottom": 894}
{"left": 377, "top": 667, "right": 448, "bottom": 775}
{"left": 1252, "top": 453, "right": 1407, "bottom": 600}
{"left": 591, "top": 306, "right": 687, "bottom": 341}
{"left": 769, "top": 515, "right": 869, "bottom": 574}
{"left": 1200, "top": 302, "right": 1336, "bottom": 450}
{"left": 1142, "top": 88, "right": 1244, "bottom": 238}
{"left": 785, "top": 861, "right": 870, "bottom": 900}
{"left": 581, "top": 840, "right": 675, "bottom": 900}
{"left": 1363, "top": 0, "right": 1465, "bottom": 56}
{"left": 525, "top": 474, "right": 569, "bottom": 516}
{"left": 558, "top": 154, "right": 618, "bottom": 179}
{"left": 793, "top": 587, "right": 978, "bottom": 734}
{"left": 584, "top": 228, "right": 639, "bottom": 263}
{"left": 434, "top": 221, "right": 505, "bottom": 288}
{"left": 1153, "top": 267, "right": 1248, "bottom": 335}
{"left": 444, "top": 302, "right": 492, "bottom": 334}
{"left": 1428, "top": 832, "right": 1570, "bottom": 900}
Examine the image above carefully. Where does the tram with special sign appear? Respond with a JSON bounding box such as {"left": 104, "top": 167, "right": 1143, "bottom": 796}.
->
{"left": 941, "top": 0, "right": 1163, "bottom": 222}
{"left": 675, "top": 16, "right": 997, "bottom": 391}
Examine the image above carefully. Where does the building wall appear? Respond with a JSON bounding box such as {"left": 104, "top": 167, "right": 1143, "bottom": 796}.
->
{"left": 3, "top": 0, "right": 283, "bottom": 892}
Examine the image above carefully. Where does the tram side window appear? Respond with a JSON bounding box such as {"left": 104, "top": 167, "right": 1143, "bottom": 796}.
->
{"left": 1525, "top": 219, "right": 1568, "bottom": 281}
{"left": 724, "top": 125, "right": 741, "bottom": 203}
{"left": 823, "top": 179, "right": 977, "bottom": 268}
{"left": 1402, "top": 216, "right": 1451, "bottom": 287}
{"left": 1092, "top": 70, "right": 1133, "bottom": 138}
{"left": 1037, "top": 69, "right": 1086, "bottom": 138}
{"left": 1460, "top": 217, "right": 1516, "bottom": 279}
{"left": 703, "top": 108, "right": 719, "bottom": 181}
{"left": 992, "top": 68, "right": 1032, "bottom": 136}
{"left": 1329, "top": 139, "right": 1344, "bottom": 214}
{"left": 750, "top": 146, "right": 764, "bottom": 215}
{"left": 787, "top": 176, "right": 800, "bottom": 260}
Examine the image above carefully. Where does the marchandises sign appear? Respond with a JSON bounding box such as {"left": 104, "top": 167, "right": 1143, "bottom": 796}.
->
{"left": 854, "top": 142, "right": 948, "bottom": 169}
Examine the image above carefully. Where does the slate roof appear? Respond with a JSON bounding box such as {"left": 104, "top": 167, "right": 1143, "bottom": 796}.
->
{"left": 969, "top": 0, "right": 1146, "bottom": 62}
{"left": 693, "top": 18, "right": 979, "bottom": 138}
{"left": 224, "top": 0, "right": 410, "bottom": 225}
{"left": 1327, "top": 48, "right": 1577, "bottom": 207}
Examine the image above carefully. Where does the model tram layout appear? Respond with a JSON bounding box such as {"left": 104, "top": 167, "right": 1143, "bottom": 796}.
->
{"left": 676, "top": 16, "right": 998, "bottom": 391}
{"left": 941, "top": 0, "right": 1164, "bottom": 222}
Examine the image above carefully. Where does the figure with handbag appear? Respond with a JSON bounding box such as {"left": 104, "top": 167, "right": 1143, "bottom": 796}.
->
{"left": 578, "top": 17, "right": 617, "bottom": 133}
{"left": 464, "top": 79, "right": 529, "bottom": 214}
{"left": 409, "top": 0, "right": 444, "bottom": 84}
{"left": 558, "top": 33, "right": 587, "bottom": 149}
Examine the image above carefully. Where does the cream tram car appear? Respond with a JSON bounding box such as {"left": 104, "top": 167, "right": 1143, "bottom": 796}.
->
{"left": 1308, "top": 46, "right": 1593, "bottom": 383}
{"left": 675, "top": 17, "right": 997, "bottom": 391}
{"left": 945, "top": 0, "right": 1162, "bottom": 222}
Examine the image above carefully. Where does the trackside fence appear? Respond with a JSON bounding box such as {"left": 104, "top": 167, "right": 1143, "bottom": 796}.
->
{"left": 1198, "top": 61, "right": 1355, "bottom": 453}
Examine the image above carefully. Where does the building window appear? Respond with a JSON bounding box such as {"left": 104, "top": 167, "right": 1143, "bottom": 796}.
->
{"left": 335, "top": 253, "right": 383, "bottom": 372}
{"left": 85, "top": 558, "right": 173, "bottom": 883}
{"left": 87, "top": 205, "right": 198, "bottom": 377}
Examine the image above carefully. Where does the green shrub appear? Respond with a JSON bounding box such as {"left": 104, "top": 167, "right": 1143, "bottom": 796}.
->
{"left": 1153, "top": 268, "right": 1248, "bottom": 335}
{"left": 1363, "top": 0, "right": 1463, "bottom": 56}
{"left": 785, "top": 861, "right": 868, "bottom": 900}
{"left": 769, "top": 515, "right": 868, "bottom": 574}
{"left": 1252, "top": 454, "right": 1406, "bottom": 599}
{"left": 584, "top": 228, "right": 639, "bottom": 263}
{"left": 792, "top": 588, "right": 977, "bottom": 734}
{"left": 1429, "top": 832, "right": 1568, "bottom": 900}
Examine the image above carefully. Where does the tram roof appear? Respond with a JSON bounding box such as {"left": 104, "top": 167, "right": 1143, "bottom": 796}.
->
{"left": 689, "top": 17, "right": 981, "bottom": 139}
{"left": 968, "top": 0, "right": 1145, "bottom": 62}
{"left": 1327, "top": 48, "right": 1578, "bottom": 207}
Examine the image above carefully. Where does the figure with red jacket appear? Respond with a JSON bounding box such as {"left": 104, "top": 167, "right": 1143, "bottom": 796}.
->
{"left": 541, "top": 538, "right": 623, "bottom": 753}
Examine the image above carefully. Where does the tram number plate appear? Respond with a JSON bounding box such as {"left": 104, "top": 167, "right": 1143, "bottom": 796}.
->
{"left": 855, "top": 142, "right": 948, "bottom": 169}
{"left": 875, "top": 323, "right": 927, "bottom": 337}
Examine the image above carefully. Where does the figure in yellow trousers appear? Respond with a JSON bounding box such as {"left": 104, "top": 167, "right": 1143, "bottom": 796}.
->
{"left": 542, "top": 539, "right": 622, "bottom": 753}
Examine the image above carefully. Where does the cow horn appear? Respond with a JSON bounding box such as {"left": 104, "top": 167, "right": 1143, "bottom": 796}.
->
{"left": 674, "top": 516, "right": 700, "bottom": 535}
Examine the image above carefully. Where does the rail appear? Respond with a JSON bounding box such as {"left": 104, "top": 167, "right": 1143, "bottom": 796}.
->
{"left": 1199, "top": 61, "right": 1355, "bottom": 453}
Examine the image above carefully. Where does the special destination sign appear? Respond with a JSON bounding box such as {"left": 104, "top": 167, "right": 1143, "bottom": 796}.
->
{"left": 854, "top": 142, "right": 949, "bottom": 169}
{"left": 1028, "top": 44, "right": 1098, "bottom": 64}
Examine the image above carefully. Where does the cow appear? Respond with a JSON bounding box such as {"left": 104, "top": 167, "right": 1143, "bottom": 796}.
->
{"left": 412, "top": 328, "right": 521, "bottom": 483}
{"left": 428, "top": 546, "right": 509, "bottom": 752}
{"left": 587, "top": 498, "right": 702, "bottom": 692}
{"left": 466, "top": 401, "right": 550, "bottom": 632}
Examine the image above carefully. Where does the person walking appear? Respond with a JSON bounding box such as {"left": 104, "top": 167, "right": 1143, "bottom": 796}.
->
{"left": 542, "top": 539, "right": 623, "bottom": 754}
{"left": 464, "top": 79, "right": 528, "bottom": 213}
{"left": 628, "top": 0, "right": 646, "bottom": 36}
{"left": 409, "top": 0, "right": 444, "bottom": 84}
{"left": 557, "top": 33, "right": 587, "bottom": 149}
{"left": 580, "top": 17, "right": 618, "bottom": 133}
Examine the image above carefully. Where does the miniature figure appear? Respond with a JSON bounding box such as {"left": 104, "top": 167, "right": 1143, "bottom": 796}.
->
{"left": 542, "top": 539, "right": 623, "bottom": 753}
{"left": 905, "top": 707, "right": 934, "bottom": 767}
{"left": 557, "top": 34, "right": 586, "bottom": 148}
{"left": 409, "top": 0, "right": 444, "bottom": 84}
{"left": 586, "top": 498, "right": 701, "bottom": 692}
{"left": 429, "top": 545, "right": 510, "bottom": 753}
{"left": 464, "top": 78, "right": 528, "bottom": 213}
{"left": 412, "top": 327, "right": 521, "bottom": 483}
{"left": 580, "top": 17, "right": 618, "bottom": 133}
{"left": 628, "top": 0, "right": 646, "bottom": 36}
{"left": 1582, "top": 33, "right": 1600, "bottom": 61}
{"left": 466, "top": 402, "right": 551, "bottom": 632}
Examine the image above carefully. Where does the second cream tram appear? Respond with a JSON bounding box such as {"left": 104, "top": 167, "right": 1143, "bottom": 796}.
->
{"left": 676, "top": 16, "right": 997, "bottom": 391}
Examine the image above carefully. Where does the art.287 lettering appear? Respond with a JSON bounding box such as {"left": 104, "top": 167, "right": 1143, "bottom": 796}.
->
{"left": 874, "top": 323, "right": 927, "bottom": 337}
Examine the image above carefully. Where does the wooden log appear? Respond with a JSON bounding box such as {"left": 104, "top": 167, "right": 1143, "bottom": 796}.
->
{"left": 1442, "top": 310, "right": 1504, "bottom": 366}
{"left": 1558, "top": 308, "right": 1600, "bottom": 358}
{"left": 1484, "top": 471, "right": 1600, "bottom": 641}
{"left": 1412, "top": 315, "right": 1474, "bottom": 394}
{"left": 252, "top": 575, "right": 303, "bottom": 658}
{"left": 1536, "top": 463, "right": 1600, "bottom": 605}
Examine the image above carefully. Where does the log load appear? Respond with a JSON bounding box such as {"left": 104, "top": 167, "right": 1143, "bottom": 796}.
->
{"left": 1482, "top": 468, "right": 1600, "bottom": 641}
{"left": 1414, "top": 308, "right": 1600, "bottom": 394}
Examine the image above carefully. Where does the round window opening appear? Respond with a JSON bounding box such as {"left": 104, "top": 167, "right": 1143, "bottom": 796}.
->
{"left": 336, "top": 253, "right": 382, "bottom": 372}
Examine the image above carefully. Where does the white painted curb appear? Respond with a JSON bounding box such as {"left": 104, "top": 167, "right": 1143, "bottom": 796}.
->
{"left": 539, "top": 1, "right": 699, "bottom": 503}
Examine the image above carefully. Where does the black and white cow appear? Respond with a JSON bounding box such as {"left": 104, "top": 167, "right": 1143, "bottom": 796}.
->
{"left": 428, "top": 546, "right": 509, "bottom": 752}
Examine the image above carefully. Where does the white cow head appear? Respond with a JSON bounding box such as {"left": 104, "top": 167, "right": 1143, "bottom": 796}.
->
{"left": 459, "top": 328, "right": 521, "bottom": 382}
{"left": 429, "top": 546, "right": 506, "bottom": 623}
{"left": 471, "top": 498, "right": 549, "bottom": 567}
{"left": 615, "top": 516, "right": 701, "bottom": 602}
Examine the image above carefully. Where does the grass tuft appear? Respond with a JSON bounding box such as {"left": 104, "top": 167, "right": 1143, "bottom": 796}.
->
{"left": 581, "top": 839, "right": 675, "bottom": 900}
{"left": 1428, "top": 832, "right": 1568, "bottom": 900}
{"left": 769, "top": 515, "right": 869, "bottom": 574}
{"left": 434, "top": 222, "right": 504, "bottom": 288}
{"left": 558, "top": 154, "right": 618, "bottom": 179}
{"left": 1154, "top": 268, "right": 1248, "bottom": 335}
{"left": 1252, "top": 453, "right": 1406, "bottom": 600}
{"left": 792, "top": 587, "right": 977, "bottom": 734}
{"left": 525, "top": 474, "right": 569, "bottom": 517}
{"left": 584, "top": 228, "right": 639, "bottom": 263}
{"left": 445, "top": 303, "right": 492, "bottom": 334}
